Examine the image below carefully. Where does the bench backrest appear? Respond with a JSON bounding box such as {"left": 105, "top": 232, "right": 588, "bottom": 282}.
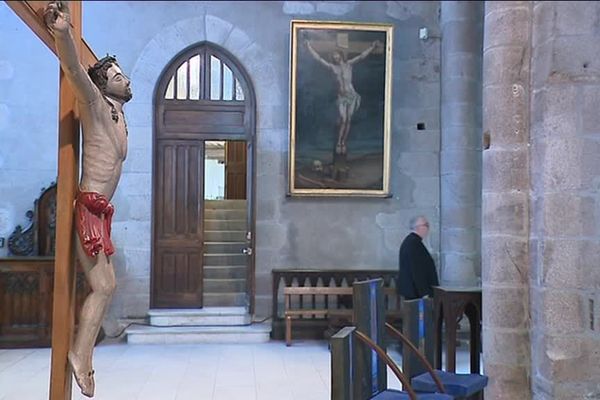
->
{"left": 284, "top": 286, "right": 353, "bottom": 296}
{"left": 8, "top": 182, "right": 57, "bottom": 256}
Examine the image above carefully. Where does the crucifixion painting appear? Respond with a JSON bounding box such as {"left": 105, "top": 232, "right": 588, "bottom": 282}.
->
{"left": 289, "top": 20, "right": 393, "bottom": 197}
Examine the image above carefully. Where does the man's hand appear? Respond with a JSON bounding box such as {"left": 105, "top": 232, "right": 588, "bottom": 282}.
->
{"left": 44, "top": 1, "right": 71, "bottom": 33}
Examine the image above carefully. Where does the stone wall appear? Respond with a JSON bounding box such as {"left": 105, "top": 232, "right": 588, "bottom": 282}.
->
{"left": 79, "top": 1, "right": 443, "bottom": 319}
{"left": 529, "top": 1, "right": 600, "bottom": 398}
{"left": 0, "top": 4, "right": 59, "bottom": 257}
{"left": 482, "top": 1, "right": 600, "bottom": 399}
{"left": 482, "top": 2, "right": 532, "bottom": 398}
{"left": 1, "top": 2, "right": 443, "bottom": 321}
{"left": 440, "top": 1, "right": 483, "bottom": 286}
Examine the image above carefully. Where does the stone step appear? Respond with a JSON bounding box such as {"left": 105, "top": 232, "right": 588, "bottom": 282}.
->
{"left": 126, "top": 323, "right": 270, "bottom": 344}
{"left": 204, "top": 241, "right": 246, "bottom": 254}
{"left": 147, "top": 307, "right": 250, "bottom": 326}
{"left": 204, "top": 278, "right": 246, "bottom": 292}
{"left": 204, "top": 209, "right": 246, "bottom": 220}
{"left": 204, "top": 230, "right": 246, "bottom": 242}
{"left": 205, "top": 219, "right": 246, "bottom": 231}
{"left": 204, "top": 292, "right": 246, "bottom": 307}
{"left": 204, "top": 265, "right": 246, "bottom": 279}
{"left": 204, "top": 253, "right": 246, "bottom": 266}
{"left": 205, "top": 200, "right": 247, "bottom": 210}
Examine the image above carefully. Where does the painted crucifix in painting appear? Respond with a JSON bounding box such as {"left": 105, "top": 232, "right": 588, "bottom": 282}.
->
{"left": 289, "top": 20, "right": 393, "bottom": 197}
{"left": 305, "top": 38, "right": 382, "bottom": 157}
{"left": 44, "top": 1, "right": 132, "bottom": 397}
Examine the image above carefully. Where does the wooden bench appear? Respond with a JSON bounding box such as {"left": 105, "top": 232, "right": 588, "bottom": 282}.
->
{"left": 284, "top": 285, "right": 401, "bottom": 346}
{"left": 272, "top": 269, "right": 400, "bottom": 342}
{"left": 284, "top": 286, "right": 352, "bottom": 346}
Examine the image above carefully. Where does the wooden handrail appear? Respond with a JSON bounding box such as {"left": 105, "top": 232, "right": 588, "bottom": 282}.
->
{"left": 385, "top": 322, "right": 446, "bottom": 393}
{"left": 284, "top": 286, "right": 353, "bottom": 295}
{"left": 354, "top": 329, "right": 418, "bottom": 400}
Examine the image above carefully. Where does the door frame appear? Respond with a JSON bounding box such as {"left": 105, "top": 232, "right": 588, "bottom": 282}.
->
{"left": 150, "top": 42, "right": 257, "bottom": 313}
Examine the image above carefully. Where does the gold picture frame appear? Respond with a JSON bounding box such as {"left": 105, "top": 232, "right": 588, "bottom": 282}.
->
{"left": 289, "top": 20, "right": 393, "bottom": 197}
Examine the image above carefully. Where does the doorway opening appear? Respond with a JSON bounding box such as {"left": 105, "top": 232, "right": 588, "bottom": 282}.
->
{"left": 204, "top": 140, "right": 247, "bottom": 201}
{"left": 151, "top": 43, "right": 256, "bottom": 312}
{"left": 203, "top": 140, "right": 248, "bottom": 307}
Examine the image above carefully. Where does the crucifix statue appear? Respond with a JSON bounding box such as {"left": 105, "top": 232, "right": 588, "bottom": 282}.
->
{"left": 43, "top": 1, "right": 132, "bottom": 397}
{"left": 4, "top": 1, "right": 115, "bottom": 398}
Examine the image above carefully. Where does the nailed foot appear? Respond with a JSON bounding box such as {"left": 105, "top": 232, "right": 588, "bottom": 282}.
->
{"left": 68, "top": 351, "right": 95, "bottom": 397}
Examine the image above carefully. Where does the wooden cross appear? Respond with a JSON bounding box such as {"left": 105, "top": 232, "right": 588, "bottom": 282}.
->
{"left": 4, "top": 2, "right": 98, "bottom": 399}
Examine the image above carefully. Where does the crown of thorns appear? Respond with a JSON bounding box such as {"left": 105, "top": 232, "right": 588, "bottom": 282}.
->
{"left": 87, "top": 54, "right": 119, "bottom": 90}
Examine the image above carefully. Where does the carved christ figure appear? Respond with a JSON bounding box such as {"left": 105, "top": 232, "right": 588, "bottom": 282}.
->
{"left": 44, "top": 1, "right": 132, "bottom": 397}
{"left": 305, "top": 39, "right": 381, "bottom": 155}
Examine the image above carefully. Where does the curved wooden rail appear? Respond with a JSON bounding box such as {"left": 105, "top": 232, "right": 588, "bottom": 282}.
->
{"left": 353, "top": 329, "right": 418, "bottom": 400}
{"left": 385, "top": 322, "right": 446, "bottom": 393}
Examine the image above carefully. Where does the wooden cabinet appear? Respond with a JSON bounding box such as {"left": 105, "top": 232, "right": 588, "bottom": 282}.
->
{"left": 0, "top": 183, "right": 89, "bottom": 348}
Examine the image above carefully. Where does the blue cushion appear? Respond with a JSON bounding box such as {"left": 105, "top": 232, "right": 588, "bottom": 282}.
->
{"left": 411, "top": 370, "right": 488, "bottom": 397}
{"left": 370, "top": 389, "right": 454, "bottom": 400}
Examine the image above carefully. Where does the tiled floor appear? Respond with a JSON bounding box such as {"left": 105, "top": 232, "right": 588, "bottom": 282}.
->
{"left": 0, "top": 339, "right": 479, "bottom": 400}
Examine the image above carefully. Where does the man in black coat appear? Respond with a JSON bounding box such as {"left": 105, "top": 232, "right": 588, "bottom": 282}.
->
{"left": 398, "top": 216, "right": 439, "bottom": 300}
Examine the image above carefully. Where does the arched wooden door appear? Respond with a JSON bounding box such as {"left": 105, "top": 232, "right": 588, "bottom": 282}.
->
{"left": 152, "top": 43, "right": 256, "bottom": 310}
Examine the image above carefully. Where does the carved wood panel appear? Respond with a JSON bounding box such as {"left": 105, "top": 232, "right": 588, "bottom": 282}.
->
{"left": 225, "top": 141, "right": 247, "bottom": 200}
{"left": 0, "top": 259, "right": 90, "bottom": 348}
{"left": 152, "top": 141, "right": 204, "bottom": 308}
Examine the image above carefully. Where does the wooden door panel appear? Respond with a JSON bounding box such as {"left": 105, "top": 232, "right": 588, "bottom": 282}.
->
{"left": 153, "top": 140, "right": 204, "bottom": 308}
{"left": 153, "top": 248, "right": 203, "bottom": 308}
{"left": 156, "top": 142, "right": 202, "bottom": 242}
{"left": 225, "top": 141, "right": 247, "bottom": 199}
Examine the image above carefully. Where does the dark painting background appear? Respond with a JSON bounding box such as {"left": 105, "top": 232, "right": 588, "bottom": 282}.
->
{"left": 294, "top": 28, "right": 387, "bottom": 190}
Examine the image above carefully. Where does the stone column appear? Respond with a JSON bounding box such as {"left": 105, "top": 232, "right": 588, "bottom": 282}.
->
{"left": 440, "top": 1, "right": 484, "bottom": 286}
{"left": 482, "top": 2, "right": 532, "bottom": 399}
{"left": 529, "top": 2, "right": 600, "bottom": 398}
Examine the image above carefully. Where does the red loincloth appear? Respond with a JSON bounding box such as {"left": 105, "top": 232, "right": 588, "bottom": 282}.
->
{"left": 75, "top": 191, "right": 115, "bottom": 257}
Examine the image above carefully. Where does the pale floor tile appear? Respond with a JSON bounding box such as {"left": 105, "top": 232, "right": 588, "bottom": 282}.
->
{"left": 0, "top": 349, "right": 37, "bottom": 374}
{"left": 176, "top": 386, "right": 215, "bottom": 400}
{"left": 0, "top": 339, "right": 479, "bottom": 400}
{"left": 255, "top": 381, "right": 294, "bottom": 400}
{"left": 213, "top": 385, "right": 256, "bottom": 400}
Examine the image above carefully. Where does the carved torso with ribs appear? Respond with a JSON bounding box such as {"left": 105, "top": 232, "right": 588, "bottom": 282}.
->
{"left": 78, "top": 98, "right": 128, "bottom": 201}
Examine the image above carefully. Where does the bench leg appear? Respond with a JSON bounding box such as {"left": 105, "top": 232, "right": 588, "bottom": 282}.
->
{"left": 285, "top": 316, "right": 292, "bottom": 346}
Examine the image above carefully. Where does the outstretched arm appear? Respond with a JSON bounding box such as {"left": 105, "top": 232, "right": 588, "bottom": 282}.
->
{"left": 348, "top": 40, "right": 381, "bottom": 65}
{"left": 305, "top": 40, "right": 334, "bottom": 70}
{"left": 44, "top": 1, "right": 99, "bottom": 104}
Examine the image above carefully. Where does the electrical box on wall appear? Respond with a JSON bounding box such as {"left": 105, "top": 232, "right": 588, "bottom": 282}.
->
{"left": 419, "top": 27, "right": 428, "bottom": 40}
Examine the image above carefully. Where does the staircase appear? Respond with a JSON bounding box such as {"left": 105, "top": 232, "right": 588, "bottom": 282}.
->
{"left": 125, "top": 199, "right": 269, "bottom": 344}
{"left": 204, "top": 199, "right": 248, "bottom": 307}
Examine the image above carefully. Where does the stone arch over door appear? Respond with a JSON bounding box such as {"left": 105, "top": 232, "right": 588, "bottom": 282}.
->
{"left": 128, "top": 14, "right": 283, "bottom": 317}
{"left": 151, "top": 41, "right": 257, "bottom": 310}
